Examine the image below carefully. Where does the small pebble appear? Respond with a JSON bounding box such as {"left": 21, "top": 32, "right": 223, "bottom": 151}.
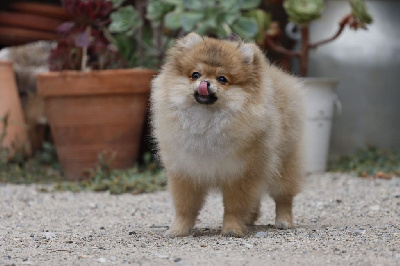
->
{"left": 369, "top": 205, "right": 380, "bottom": 211}
{"left": 100, "top": 226, "right": 105, "bottom": 230}
{"left": 88, "top": 203, "right": 98, "bottom": 209}
{"left": 155, "top": 254, "right": 169, "bottom": 259}
{"left": 43, "top": 232, "right": 56, "bottom": 239}
{"left": 254, "top": 231, "right": 268, "bottom": 238}
{"left": 98, "top": 257, "right": 106, "bottom": 263}
{"left": 129, "top": 231, "right": 136, "bottom": 235}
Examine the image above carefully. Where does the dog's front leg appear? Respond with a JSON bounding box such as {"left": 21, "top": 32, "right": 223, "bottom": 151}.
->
{"left": 166, "top": 174, "right": 207, "bottom": 237}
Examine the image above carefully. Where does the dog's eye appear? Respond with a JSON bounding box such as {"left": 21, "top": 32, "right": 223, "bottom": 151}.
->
{"left": 217, "top": 76, "right": 228, "bottom": 84}
{"left": 191, "top": 72, "right": 201, "bottom": 80}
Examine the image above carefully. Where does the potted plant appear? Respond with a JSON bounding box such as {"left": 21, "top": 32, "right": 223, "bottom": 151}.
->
{"left": 264, "top": 0, "right": 373, "bottom": 173}
{"left": 146, "top": 0, "right": 271, "bottom": 45}
{"left": 37, "top": 0, "right": 157, "bottom": 180}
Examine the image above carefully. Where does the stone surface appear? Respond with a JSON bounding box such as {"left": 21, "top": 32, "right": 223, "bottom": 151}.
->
{"left": 0, "top": 173, "right": 399, "bottom": 265}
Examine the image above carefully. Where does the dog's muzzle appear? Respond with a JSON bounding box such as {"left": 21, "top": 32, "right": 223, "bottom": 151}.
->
{"left": 194, "top": 81, "right": 217, "bottom": 105}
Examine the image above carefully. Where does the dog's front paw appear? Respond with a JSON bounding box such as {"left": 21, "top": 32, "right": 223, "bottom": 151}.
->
{"left": 275, "top": 220, "right": 292, "bottom": 230}
{"left": 164, "top": 222, "right": 192, "bottom": 237}
{"left": 221, "top": 227, "right": 245, "bottom": 238}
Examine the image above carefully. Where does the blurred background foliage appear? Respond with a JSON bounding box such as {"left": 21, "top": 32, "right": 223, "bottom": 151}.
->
{"left": 0, "top": 0, "right": 398, "bottom": 195}
{"left": 329, "top": 147, "right": 400, "bottom": 179}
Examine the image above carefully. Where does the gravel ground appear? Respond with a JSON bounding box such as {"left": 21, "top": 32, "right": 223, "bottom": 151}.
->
{"left": 0, "top": 173, "right": 399, "bottom": 266}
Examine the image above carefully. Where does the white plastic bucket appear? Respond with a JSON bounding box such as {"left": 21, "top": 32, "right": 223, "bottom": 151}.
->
{"left": 303, "top": 78, "right": 340, "bottom": 173}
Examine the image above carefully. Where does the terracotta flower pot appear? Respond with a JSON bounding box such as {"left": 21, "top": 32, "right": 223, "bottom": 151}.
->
{"left": 0, "top": 61, "right": 31, "bottom": 155}
{"left": 9, "top": 2, "right": 71, "bottom": 20}
{"left": 0, "top": 27, "right": 59, "bottom": 46}
{"left": 0, "top": 12, "right": 65, "bottom": 32}
{"left": 37, "top": 68, "right": 157, "bottom": 180}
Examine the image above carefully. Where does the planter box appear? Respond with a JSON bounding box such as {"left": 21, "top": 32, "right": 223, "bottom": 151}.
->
{"left": 37, "top": 68, "right": 156, "bottom": 180}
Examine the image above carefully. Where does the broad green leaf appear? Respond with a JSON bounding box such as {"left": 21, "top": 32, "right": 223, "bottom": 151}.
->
{"left": 350, "top": 0, "right": 373, "bottom": 24}
{"left": 216, "top": 24, "right": 231, "bottom": 38}
{"left": 194, "top": 22, "right": 209, "bottom": 35}
{"left": 164, "top": 10, "right": 182, "bottom": 30}
{"left": 219, "top": 0, "right": 241, "bottom": 12}
{"left": 245, "top": 9, "right": 271, "bottom": 43}
{"left": 284, "top": 0, "right": 324, "bottom": 25}
{"left": 181, "top": 12, "right": 204, "bottom": 31}
{"left": 183, "top": 0, "right": 204, "bottom": 10}
{"left": 206, "top": 11, "right": 218, "bottom": 29}
{"left": 162, "top": 0, "right": 183, "bottom": 5}
{"left": 109, "top": 6, "right": 140, "bottom": 34}
{"left": 109, "top": 0, "right": 125, "bottom": 8}
{"left": 146, "top": 0, "right": 175, "bottom": 23}
{"left": 221, "top": 12, "right": 239, "bottom": 25}
{"left": 231, "top": 16, "right": 258, "bottom": 39}
{"left": 240, "top": 0, "right": 261, "bottom": 10}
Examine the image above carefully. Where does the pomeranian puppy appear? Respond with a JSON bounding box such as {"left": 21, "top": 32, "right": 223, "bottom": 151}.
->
{"left": 151, "top": 33, "right": 304, "bottom": 237}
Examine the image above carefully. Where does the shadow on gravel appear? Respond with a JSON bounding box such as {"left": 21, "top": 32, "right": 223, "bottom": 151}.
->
{"left": 191, "top": 224, "right": 279, "bottom": 237}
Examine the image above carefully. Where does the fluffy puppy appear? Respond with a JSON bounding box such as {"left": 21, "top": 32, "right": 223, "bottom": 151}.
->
{"left": 151, "top": 33, "right": 305, "bottom": 237}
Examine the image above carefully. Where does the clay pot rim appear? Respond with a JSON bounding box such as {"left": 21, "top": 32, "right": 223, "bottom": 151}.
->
{"left": 38, "top": 68, "right": 157, "bottom": 78}
{"left": 37, "top": 68, "right": 158, "bottom": 97}
{"left": 0, "top": 60, "right": 13, "bottom": 66}
{"left": 10, "top": 2, "right": 71, "bottom": 20}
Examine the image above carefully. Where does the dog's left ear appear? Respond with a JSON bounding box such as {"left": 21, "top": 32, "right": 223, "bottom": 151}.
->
{"left": 238, "top": 43, "right": 254, "bottom": 65}
{"left": 177, "top": 32, "right": 203, "bottom": 49}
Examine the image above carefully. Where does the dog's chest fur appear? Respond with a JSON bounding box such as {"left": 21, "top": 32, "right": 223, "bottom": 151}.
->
{"left": 163, "top": 105, "right": 248, "bottom": 181}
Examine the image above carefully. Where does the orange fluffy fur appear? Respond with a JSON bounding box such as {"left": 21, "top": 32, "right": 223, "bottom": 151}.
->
{"left": 151, "top": 33, "right": 305, "bottom": 237}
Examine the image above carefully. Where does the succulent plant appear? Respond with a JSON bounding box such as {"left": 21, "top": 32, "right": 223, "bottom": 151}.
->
{"left": 350, "top": 0, "right": 373, "bottom": 26}
{"left": 147, "top": 0, "right": 269, "bottom": 40}
{"left": 283, "top": 0, "right": 324, "bottom": 25}
{"left": 266, "top": 0, "right": 373, "bottom": 76}
{"left": 50, "top": 0, "right": 126, "bottom": 71}
{"left": 245, "top": 9, "right": 271, "bottom": 44}
{"left": 108, "top": 0, "right": 141, "bottom": 36}
{"left": 49, "top": 0, "right": 157, "bottom": 71}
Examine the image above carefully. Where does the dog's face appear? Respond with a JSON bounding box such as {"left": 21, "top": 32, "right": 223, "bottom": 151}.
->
{"left": 160, "top": 33, "right": 264, "bottom": 110}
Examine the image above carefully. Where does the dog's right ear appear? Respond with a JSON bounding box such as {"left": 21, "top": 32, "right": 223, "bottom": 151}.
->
{"left": 238, "top": 43, "right": 254, "bottom": 65}
{"left": 176, "top": 32, "right": 203, "bottom": 49}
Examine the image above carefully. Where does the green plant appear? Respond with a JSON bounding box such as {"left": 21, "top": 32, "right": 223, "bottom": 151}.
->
{"left": 50, "top": 0, "right": 161, "bottom": 70}
{"left": 108, "top": 0, "right": 166, "bottom": 68}
{"left": 54, "top": 151, "right": 167, "bottom": 194}
{"left": 0, "top": 113, "right": 10, "bottom": 166}
{"left": 329, "top": 146, "right": 400, "bottom": 179}
{"left": 0, "top": 145, "right": 167, "bottom": 194}
{"left": 147, "top": 0, "right": 270, "bottom": 41}
{"left": 284, "top": 0, "right": 324, "bottom": 25}
{"left": 264, "top": 0, "right": 373, "bottom": 76}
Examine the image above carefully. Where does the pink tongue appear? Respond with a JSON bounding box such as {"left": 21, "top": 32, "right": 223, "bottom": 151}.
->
{"left": 198, "top": 81, "right": 209, "bottom": 96}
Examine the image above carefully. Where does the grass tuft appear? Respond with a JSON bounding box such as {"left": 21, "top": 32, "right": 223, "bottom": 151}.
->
{"left": 328, "top": 146, "right": 400, "bottom": 179}
{"left": 0, "top": 140, "right": 167, "bottom": 194}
